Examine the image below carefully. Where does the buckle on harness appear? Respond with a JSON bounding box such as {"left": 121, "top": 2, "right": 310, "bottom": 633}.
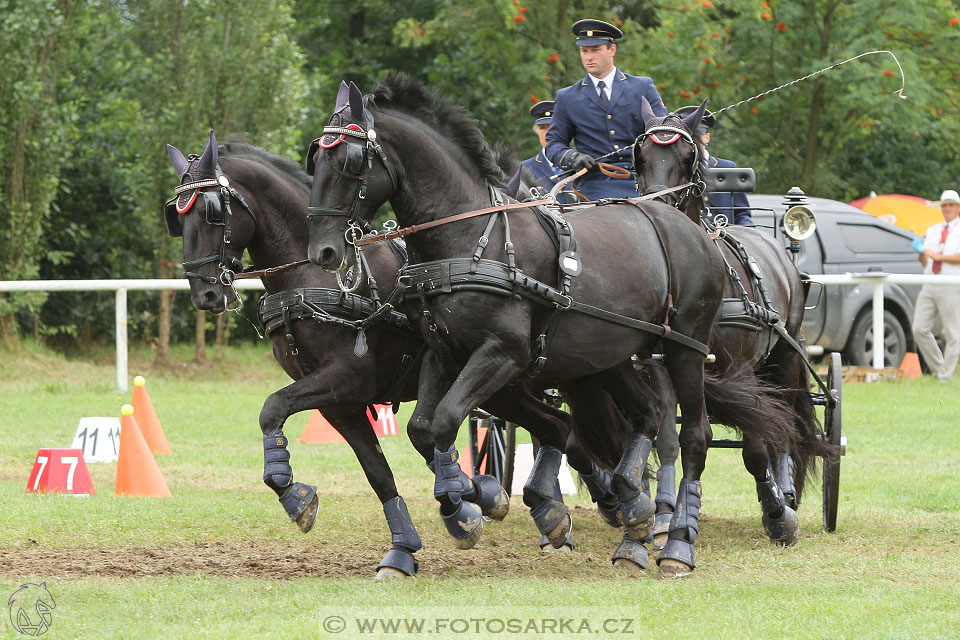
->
{"left": 554, "top": 294, "right": 572, "bottom": 310}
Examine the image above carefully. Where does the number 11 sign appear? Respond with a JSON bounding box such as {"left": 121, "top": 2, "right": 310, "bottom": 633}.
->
{"left": 71, "top": 417, "right": 122, "bottom": 463}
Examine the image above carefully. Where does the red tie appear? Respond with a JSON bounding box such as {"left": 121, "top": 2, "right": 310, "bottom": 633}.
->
{"left": 933, "top": 225, "right": 950, "bottom": 274}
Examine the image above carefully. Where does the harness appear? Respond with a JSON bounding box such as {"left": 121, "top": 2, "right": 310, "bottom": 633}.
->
{"left": 163, "top": 159, "right": 256, "bottom": 302}
{"left": 307, "top": 111, "right": 713, "bottom": 377}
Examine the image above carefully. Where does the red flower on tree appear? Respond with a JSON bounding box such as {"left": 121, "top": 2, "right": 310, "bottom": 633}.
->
{"left": 884, "top": 70, "right": 895, "bottom": 77}
{"left": 519, "top": 6, "right": 528, "bottom": 12}
{"left": 951, "top": 17, "right": 959, "bottom": 25}
{"left": 776, "top": 21, "right": 786, "bottom": 32}
{"left": 762, "top": 12, "right": 772, "bottom": 20}
{"left": 703, "top": 57, "right": 712, "bottom": 63}
{"left": 547, "top": 52, "right": 560, "bottom": 63}
{"left": 681, "top": 90, "right": 692, "bottom": 98}
{"left": 751, "top": 107, "right": 758, "bottom": 114}
{"left": 513, "top": 15, "right": 526, "bottom": 22}
{"left": 703, "top": 0, "right": 712, "bottom": 6}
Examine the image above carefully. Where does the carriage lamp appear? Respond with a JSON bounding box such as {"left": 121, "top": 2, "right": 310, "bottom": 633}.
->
{"left": 780, "top": 187, "right": 817, "bottom": 263}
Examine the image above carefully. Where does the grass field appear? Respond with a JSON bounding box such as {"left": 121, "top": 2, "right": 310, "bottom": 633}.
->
{"left": 1, "top": 342, "right": 959, "bottom": 639}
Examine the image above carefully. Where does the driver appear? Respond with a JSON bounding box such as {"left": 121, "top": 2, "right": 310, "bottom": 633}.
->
{"left": 545, "top": 18, "right": 668, "bottom": 200}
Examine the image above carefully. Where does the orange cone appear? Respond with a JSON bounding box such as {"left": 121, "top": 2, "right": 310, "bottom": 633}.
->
{"left": 131, "top": 376, "right": 171, "bottom": 454}
{"left": 297, "top": 411, "right": 346, "bottom": 444}
{"left": 900, "top": 352, "right": 922, "bottom": 379}
{"left": 116, "top": 404, "right": 171, "bottom": 498}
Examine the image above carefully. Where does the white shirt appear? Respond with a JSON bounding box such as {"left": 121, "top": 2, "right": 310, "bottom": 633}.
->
{"left": 588, "top": 67, "right": 617, "bottom": 102}
{"left": 540, "top": 148, "right": 555, "bottom": 170}
{"left": 922, "top": 217, "right": 960, "bottom": 275}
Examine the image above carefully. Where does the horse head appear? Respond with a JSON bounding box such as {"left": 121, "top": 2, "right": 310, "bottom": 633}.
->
{"left": 164, "top": 130, "right": 254, "bottom": 313}
{"left": 633, "top": 97, "right": 707, "bottom": 220}
{"left": 306, "top": 80, "right": 399, "bottom": 272}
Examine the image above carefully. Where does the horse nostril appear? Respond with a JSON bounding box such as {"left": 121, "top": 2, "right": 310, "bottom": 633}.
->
{"left": 201, "top": 290, "right": 219, "bottom": 309}
{"left": 320, "top": 247, "right": 338, "bottom": 268}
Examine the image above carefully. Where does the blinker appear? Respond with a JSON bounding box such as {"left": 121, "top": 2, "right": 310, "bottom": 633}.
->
{"left": 163, "top": 199, "right": 183, "bottom": 237}
{"left": 203, "top": 190, "right": 225, "bottom": 225}
{"left": 343, "top": 143, "right": 365, "bottom": 175}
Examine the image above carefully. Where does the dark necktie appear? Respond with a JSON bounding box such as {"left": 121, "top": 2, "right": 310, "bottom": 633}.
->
{"left": 598, "top": 80, "right": 609, "bottom": 108}
{"left": 933, "top": 224, "right": 950, "bottom": 274}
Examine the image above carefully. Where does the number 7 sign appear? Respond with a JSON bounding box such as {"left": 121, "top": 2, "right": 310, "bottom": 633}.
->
{"left": 26, "top": 448, "right": 95, "bottom": 496}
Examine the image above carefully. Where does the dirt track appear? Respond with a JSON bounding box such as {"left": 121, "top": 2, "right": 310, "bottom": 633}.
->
{"left": 0, "top": 506, "right": 638, "bottom": 580}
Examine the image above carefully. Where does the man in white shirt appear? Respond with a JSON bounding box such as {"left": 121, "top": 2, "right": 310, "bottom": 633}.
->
{"left": 913, "top": 189, "right": 960, "bottom": 381}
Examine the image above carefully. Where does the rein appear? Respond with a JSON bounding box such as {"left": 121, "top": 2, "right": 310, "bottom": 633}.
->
{"left": 354, "top": 181, "right": 695, "bottom": 248}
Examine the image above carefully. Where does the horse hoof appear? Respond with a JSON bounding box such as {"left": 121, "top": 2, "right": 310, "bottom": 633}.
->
{"left": 375, "top": 566, "right": 409, "bottom": 579}
{"left": 612, "top": 557, "right": 645, "bottom": 571}
{"left": 472, "top": 474, "right": 510, "bottom": 521}
{"left": 541, "top": 543, "right": 573, "bottom": 554}
{"left": 763, "top": 505, "right": 800, "bottom": 546}
{"left": 295, "top": 494, "right": 319, "bottom": 534}
{"left": 625, "top": 515, "right": 654, "bottom": 542}
{"left": 652, "top": 532, "right": 668, "bottom": 550}
{"left": 597, "top": 502, "right": 622, "bottom": 528}
{"left": 441, "top": 501, "right": 484, "bottom": 550}
{"left": 544, "top": 513, "right": 572, "bottom": 549}
{"left": 657, "top": 558, "right": 693, "bottom": 579}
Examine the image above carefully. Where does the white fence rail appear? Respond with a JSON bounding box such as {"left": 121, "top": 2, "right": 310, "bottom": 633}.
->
{"left": 0, "top": 279, "right": 264, "bottom": 391}
{"left": 2, "top": 273, "right": 959, "bottom": 390}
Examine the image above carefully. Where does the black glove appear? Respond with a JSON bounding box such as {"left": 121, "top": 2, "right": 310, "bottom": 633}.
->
{"left": 568, "top": 150, "right": 597, "bottom": 172}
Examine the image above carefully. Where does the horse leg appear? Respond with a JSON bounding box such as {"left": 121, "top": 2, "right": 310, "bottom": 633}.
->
{"left": 259, "top": 377, "right": 334, "bottom": 533}
{"left": 322, "top": 407, "right": 423, "bottom": 577}
{"left": 561, "top": 387, "right": 623, "bottom": 530}
{"left": 479, "top": 380, "right": 578, "bottom": 549}
{"left": 657, "top": 349, "right": 711, "bottom": 579}
{"left": 429, "top": 343, "right": 525, "bottom": 549}
{"left": 742, "top": 431, "right": 800, "bottom": 546}
{"left": 644, "top": 360, "right": 680, "bottom": 550}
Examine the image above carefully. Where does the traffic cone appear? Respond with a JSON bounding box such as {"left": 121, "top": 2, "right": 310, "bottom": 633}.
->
{"left": 900, "top": 352, "right": 922, "bottom": 379}
{"left": 116, "top": 404, "right": 171, "bottom": 498}
{"left": 131, "top": 376, "right": 171, "bottom": 454}
{"left": 297, "top": 410, "right": 346, "bottom": 444}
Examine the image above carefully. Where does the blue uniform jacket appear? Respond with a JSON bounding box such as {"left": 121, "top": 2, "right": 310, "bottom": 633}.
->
{"left": 704, "top": 155, "right": 755, "bottom": 227}
{"left": 545, "top": 69, "right": 667, "bottom": 199}
{"left": 519, "top": 150, "right": 576, "bottom": 204}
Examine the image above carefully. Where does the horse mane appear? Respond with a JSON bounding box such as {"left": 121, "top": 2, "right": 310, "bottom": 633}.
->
{"left": 218, "top": 138, "right": 312, "bottom": 190}
{"left": 368, "top": 72, "right": 510, "bottom": 186}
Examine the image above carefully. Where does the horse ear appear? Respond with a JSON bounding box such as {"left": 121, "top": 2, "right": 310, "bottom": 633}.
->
{"left": 348, "top": 81, "right": 364, "bottom": 121}
{"left": 681, "top": 99, "right": 708, "bottom": 133}
{"left": 334, "top": 80, "right": 350, "bottom": 111}
{"left": 198, "top": 129, "right": 219, "bottom": 174}
{"left": 167, "top": 144, "right": 189, "bottom": 178}
{"left": 640, "top": 96, "right": 657, "bottom": 128}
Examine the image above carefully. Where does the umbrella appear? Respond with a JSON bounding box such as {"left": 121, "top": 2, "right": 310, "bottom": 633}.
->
{"left": 848, "top": 193, "right": 943, "bottom": 236}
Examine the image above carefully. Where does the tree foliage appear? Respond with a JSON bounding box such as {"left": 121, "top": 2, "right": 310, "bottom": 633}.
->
{"left": 2, "top": 0, "right": 959, "bottom": 348}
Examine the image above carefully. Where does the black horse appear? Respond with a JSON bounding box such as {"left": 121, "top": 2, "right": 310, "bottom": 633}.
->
{"left": 306, "top": 74, "right": 797, "bottom": 577}
{"left": 163, "top": 132, "right": 611, "bottom": 575}
{"left": 632, "top": 98, "right": 829, "bottom": 549}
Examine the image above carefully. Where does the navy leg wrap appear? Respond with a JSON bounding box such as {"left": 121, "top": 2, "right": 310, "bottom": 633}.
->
{"left": 774, "top": 453, "right": 797, "bottom": 508}
{"left": 377, "top": 497, "right": 421, "bottom": 576}
{"left": 278, "top": 482, "right": 318, "bottom": 530}
{"left": 612, "top": 434, "right": 653, "bottom": 501}
{"left": 757, "top": 469, "right": 786, "bottom": 516}
{"left": 657, "top": 479, "right": 701, "bottom": 570}
{"left": 758, "top": 470, "right": 800, "bottom": 545}
{"left": 611, "top": 533, "right": 649, "bottom": 569}
{"left": 580, "top": 463, "right": 621, "bottom": 528}
{"left": 263, "top": 429, "right": 293, "bottom": 492}
{"left": 383, "top": 496, "right": 422, "bottom": 552}
{"left": 377, "top": 548, "right": 418, "bottom": 576}
{"left": 432, "top": 445, "right": 471, "bottom": 504}
{"left": 523, "top": 445, "right": 570, "bottom": 544}
{"left": 655, "top": 465, "right": 677, "bottom": 509}
{"left": 471, "top": 474, "right": 510, "bottom": 521}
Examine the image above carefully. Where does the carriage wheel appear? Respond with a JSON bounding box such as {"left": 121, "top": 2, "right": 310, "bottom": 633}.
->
{"left": 822, "top": 351, "right": 843, "bottom": 532}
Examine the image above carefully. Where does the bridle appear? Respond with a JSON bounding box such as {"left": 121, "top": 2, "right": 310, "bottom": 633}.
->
{"left": 633, "top": 118, "right": 706, "bottom": 209}
{"left": 305, "top": 106, "right": 399, "bottom": 292}
{"left": 163, "top": 158, "right": 254, "bottom": 308}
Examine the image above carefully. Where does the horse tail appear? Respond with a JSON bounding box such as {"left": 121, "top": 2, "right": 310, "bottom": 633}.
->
{"left": 703, "top": 363, "right": 797, "bottom": 453}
